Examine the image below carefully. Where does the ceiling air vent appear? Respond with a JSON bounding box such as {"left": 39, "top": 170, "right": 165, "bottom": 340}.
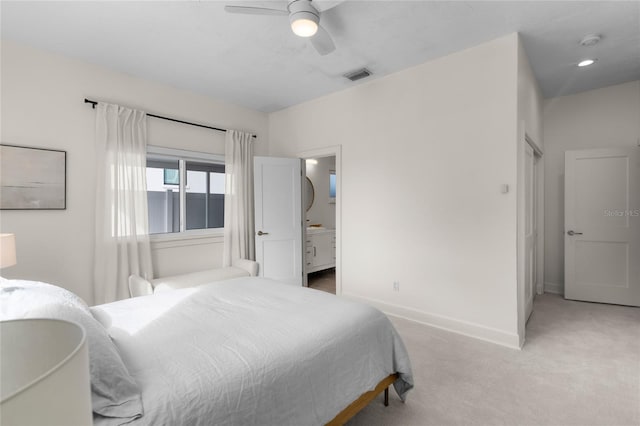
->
{"left": 343, "top": 68, "right": 372, "bottom": 82}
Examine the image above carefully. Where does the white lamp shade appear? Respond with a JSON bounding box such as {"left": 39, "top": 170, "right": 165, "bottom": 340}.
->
{"left": 1, "top": 319, "right": 92, "bottom": 426}
{"left": 0, "top": 233, "right": 16, "bottom": 268}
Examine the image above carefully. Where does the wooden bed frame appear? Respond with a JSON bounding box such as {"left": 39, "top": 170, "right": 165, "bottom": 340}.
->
{"left": 326, "top": 373, "right": 399, "bottom": 426}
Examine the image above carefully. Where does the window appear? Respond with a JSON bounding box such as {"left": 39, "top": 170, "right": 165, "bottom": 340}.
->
{"left": 146, "top": 147, "right": 225, "bottom": 235}
{"left": 329, "top": 171, "right": 336, "bottom": 203}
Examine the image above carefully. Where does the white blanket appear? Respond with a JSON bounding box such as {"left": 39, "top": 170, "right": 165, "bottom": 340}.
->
{"left": 91, "top": 277, "right": 413, "bottom": 426}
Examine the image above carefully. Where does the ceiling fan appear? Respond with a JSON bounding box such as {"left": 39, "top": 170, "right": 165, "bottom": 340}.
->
{"left": 224, "top": 0, "right": 342, "bottom": 55}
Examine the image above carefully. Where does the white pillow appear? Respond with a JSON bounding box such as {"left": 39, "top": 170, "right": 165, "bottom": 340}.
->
{"left": 0, "top": 279, "right": 144, "bottom": 421}
{"left": 0, "top": 278, "right": 91, "bottom": 317}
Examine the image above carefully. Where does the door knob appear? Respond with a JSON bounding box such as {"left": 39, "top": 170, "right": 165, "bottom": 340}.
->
{"left": 567, "top": 230, "right": 583, "bottom": 236}
{"left": 257, "top": 231, "right": 269, "bottom": 236}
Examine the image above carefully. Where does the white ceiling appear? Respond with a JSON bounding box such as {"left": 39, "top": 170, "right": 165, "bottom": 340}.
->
{"left": 2, "top": 1, "right": 639, "bottom": 112}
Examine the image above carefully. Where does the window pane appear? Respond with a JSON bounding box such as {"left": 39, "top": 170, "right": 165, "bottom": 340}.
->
{"left": 164, "top": 169, "right": 180, "bottom": 185}
{"left": 209, "top": 172, "right": 225, "bottom": 194}
{"left": 329, "top": 173, "right": 336, "bottom": 198}
{"left": 185, "top": 161, "right": 225, "bottom": 230}
{"left": 208, "top": 172, "right": 225, "bottom": 228}
{"left": 186, "top": 170, "right": 206, "bottom": 194}
{"left": 146, "top": 159, "right": 180, "bottom": 234}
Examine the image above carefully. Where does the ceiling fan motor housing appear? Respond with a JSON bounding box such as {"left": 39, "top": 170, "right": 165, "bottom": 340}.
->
{"left": 288, "top": 0, "right": 320, "bottom": 29}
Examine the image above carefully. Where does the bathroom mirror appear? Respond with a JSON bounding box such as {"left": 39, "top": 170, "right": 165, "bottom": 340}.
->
{"left": 305, "top": 177, "right": 315, "bottom": 211}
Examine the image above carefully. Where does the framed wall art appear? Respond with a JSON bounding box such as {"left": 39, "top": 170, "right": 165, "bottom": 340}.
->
{"left": 0, "top": 144, "right": 67, "bottom": 210}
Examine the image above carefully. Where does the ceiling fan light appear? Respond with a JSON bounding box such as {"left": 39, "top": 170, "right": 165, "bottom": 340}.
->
{"left": 290, "top": 12, "right": 318, "bottom": 37}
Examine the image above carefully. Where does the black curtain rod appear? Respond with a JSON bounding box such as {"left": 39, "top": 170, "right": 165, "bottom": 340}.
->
{"left": 84, "top": 98, "right": 256, "bottom": 138}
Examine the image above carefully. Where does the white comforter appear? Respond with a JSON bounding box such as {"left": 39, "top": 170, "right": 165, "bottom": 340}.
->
{"left": 91, "top": 277, "right": 413, "bottom": 426}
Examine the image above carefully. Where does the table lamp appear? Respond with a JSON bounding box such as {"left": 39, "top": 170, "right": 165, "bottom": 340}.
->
{"left": 0, "top": 233, "right": 17, "bottom": 268}
{"left": 0, "top": 318, "right": 93, "bottom": 425}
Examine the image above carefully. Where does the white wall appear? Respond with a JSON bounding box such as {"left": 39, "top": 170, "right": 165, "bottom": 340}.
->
{"left": 542, "top": 80, "right": 640, "bottom": 294}
{"left": 305, "top": 156, "right": 336, "bottom": 229}
{"left": 517, "top": 41, "right": 543, "bottom": 147}
{"left": 0, "top": 34, "right": 548, "bottom": 347}
{"left": 270, "top": 34, "right": 522, "bottom": 347}
{"left": 0, "top": 40, "right": 269, "bottom": 304}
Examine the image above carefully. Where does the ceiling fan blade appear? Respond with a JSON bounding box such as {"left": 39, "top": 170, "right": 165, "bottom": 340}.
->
{"left": 311, "top": 0, "right": 344, "bottom": 12}
{"left": 224, "top": 5, "right": 288, "bottom": 16}
{"left": 310, "top": 24, "right": 335, "bottom": 55}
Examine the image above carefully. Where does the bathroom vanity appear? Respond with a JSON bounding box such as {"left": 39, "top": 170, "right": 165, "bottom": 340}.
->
{"left": 305, "top": 228, "right": 336, "bottom": 273}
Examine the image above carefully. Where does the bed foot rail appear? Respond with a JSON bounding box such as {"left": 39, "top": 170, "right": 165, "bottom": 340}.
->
{"left": 326, "top": 373, "right": 398, "bottom": 426}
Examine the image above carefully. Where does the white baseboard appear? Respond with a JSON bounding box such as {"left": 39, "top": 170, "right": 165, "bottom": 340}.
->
{"left": 343, "top": 293, "right": 521, "bottom": 350}
{"left": 544, "top": 281, "right": 563, "bottom": 295}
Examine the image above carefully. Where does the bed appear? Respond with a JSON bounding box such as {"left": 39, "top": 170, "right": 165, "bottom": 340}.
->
{"left": 1, "top": 276, "right": 413, "bottom": 425}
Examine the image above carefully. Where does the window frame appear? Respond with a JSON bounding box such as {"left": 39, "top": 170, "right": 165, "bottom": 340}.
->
{"left": 146, "top": 145, "right": 225, "bottom": 241}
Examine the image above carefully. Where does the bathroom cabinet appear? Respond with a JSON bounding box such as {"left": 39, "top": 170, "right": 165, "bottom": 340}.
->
{"left": 305, "top": 229, "right": 336, "bottom": 273}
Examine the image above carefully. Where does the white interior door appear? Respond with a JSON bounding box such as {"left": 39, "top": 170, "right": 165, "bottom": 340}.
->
{"left": 254, "top": 156, "right": 303, "bottom": 286}
{"left": 524, "top": 144, "right": 536, "bottom": 321}
{"left": 565, "top": 148, "right": 640, "bottom": 306}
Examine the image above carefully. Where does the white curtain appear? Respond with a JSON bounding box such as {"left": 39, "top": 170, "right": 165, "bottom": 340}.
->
{"left": 93, "top": 103, "right": 153, "bottom": 304}
{"left": 223, "top": 130, "right": 255, "bottom": 266}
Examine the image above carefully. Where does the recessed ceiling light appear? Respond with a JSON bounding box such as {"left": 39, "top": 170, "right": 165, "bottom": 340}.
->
{"left": 578, "top": 59, "right": 596, "bottom": 67}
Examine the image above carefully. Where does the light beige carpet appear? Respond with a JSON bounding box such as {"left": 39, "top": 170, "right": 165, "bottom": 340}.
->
{"left": 348, "top": 294, "right": 640, "bottom": 426}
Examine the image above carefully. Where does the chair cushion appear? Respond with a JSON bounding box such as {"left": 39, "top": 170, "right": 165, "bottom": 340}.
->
{"left": 128, "top": 275, "right": 153, "bottom": 298}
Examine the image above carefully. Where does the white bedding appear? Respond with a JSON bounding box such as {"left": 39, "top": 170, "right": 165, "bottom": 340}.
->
{"left": 91, "top": 277, "right": 413, "bottom": 426}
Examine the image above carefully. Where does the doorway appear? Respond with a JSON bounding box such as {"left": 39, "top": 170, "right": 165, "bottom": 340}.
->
{"left": 299, "top": 146, "right": 341, "bottom": 295}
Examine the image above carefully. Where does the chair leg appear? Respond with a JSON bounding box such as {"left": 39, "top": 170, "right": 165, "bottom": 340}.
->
{"left": 384, "top": 387, "right": 389, "bottom": 406}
